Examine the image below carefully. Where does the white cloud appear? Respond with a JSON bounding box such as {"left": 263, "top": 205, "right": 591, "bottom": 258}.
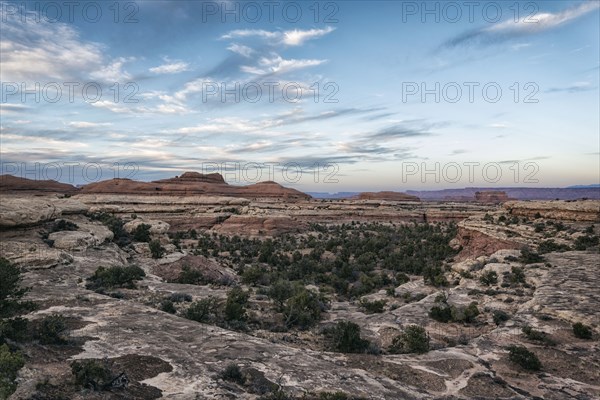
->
{"left": 226, "top": 43, "right": 255, "bottom": 57}
{"left": 241, "top": 55, "right": 326, "bottom": 75}
{"left": 220, "top": 29, "right": 279, "bottom": 40}
{"left": 221, "top": 27, "right": 335, "bottom": 47}
{"left": 487, "top": 2, "right": 599, "bottom": 34}
{"left": 68, "top": 121, "right": 113, "bottom": 128}
{"left": 0, "top": 8, "right": 104, "bottom": 82}
{"left": 282, "top": 27, "right": 335, "bottom": 46}
{"left": 149, "top": 61, "right": 190, "bottom": 74}
{"left": 90, "top": 57, "right": 134, "bottom": 83}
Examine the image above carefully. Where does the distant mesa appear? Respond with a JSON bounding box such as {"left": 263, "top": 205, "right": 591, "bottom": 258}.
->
{"left": 80, "top": 172, "right": 311, "bottom": 200}
{"left": 0, "top": 174, "right": 77, "bottom": 194}
{"left": 356, "top": 191, "right": 420, "bottom": 202}
{"left": 474, "top": 191, "right": 510, "bottom": 204}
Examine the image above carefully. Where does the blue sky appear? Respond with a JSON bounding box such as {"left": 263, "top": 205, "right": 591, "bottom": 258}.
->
{"left": 1, "top": 0, "right": 599, "bottom": 191}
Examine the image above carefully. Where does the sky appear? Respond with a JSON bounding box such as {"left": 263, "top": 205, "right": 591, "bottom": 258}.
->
{"left": 1, "top": 0, "right": 599, "bottom": 192}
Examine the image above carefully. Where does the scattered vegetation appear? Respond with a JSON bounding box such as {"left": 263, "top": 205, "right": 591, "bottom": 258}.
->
{"left": 429, "top": 295, "right": 479, "bottom": 324}
{"left": 185, "top": 297, "right": 218, "bottom": 323}
{"left": 36, "top": 314, "right": 68, "bottom": 345}
{"left": 572, "top": 322, "right": 593, "bottom": 339}
{"left": 479, "top": 270, "right": 498, "bottom": 286}
{"left": 70, "top": 359, "right": 114, "bottom": 391}
{"left": 85, "top": 265, "right": 145, "bottom": 291}
{"left": 522, "top": 326, "right": 555, "bottom": 345}
{"left": 507, "top": 345, "right": 542, "bottom": 371}
{"left": 220, "top": 364, "right": 245, "bottom": 385}
{"left": 50, "top": 219, "right": 79, "bottom": 232}
{"left": 492, "top": 310, "right": 510, "bottom": 325}
{"left": 149, "top": 240, "right": 165, "bottom": 259}
{"left": 359, "top": 298, "right": 386, "bottom": 314}
{"left": 326, "top": 321, "right": 370, "bottom": 354}
{"left": 89, "top": 212, "right": 130, "bottom": 246}
{"left": 0, "top": 258, "right": 35, "bottom": 344}
{"left": 0, "top": 344, "right": 25, "bottom": 399}
{"left": 132, "top": 223, "right": 152, "bottom": 242}
{"left": 389, "top": 325, "right": 429, "bottom": 354}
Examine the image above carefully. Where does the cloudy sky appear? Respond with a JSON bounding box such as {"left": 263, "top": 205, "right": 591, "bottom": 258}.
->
{"left": 1, "top": 0, "right": 599, "bottom": 191}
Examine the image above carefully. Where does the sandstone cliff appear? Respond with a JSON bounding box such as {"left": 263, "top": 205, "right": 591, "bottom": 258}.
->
{"left": 356, "top": 191, "right": 420, "bottom": 202}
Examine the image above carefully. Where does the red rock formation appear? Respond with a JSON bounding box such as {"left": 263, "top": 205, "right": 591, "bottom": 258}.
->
{"left": 475, "top": 191, "right": 509, "bottom": 203}
{"left": 79, "top": 172, "right": 311, "bottom": 200}
{"left": 0, "top": 175, "right": 78, "bottom": 194}
{"left": 455, "top": 226, "right": 520, "bottom": 261}
{"left": 356, "top": 191, "right": 420, "bottom": 202}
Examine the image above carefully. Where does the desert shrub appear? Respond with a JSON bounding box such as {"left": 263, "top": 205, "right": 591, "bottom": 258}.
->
{"left": 132, "top": 223, "right": 152, "bottom": 242}
{"left": 0, "top": 258, "right": 35, "bottom": 344}
{"left": 389, "top": 325, "right": 429, "bottom": 354}
{"left": 224, "top": 287, "right": 250, "bottom": 322}
{"left": 507, "top": 266, "right": 526, "bottom": 284}
{"left": 50, "top": 219, "right": 78, "bottom": 232}
{"left": 70, "top": 359, "right": 113, "bottom": 390}
{"left": 572, "top": 322, "right": 593, "bottom": 339}
{"left": 538, "top": 240, "right": 571, "bottom": 254}
{"left": 86, "top": 265, "right": 145, "bottom": 291}
{"left": 507, "top": 345, "right": 541, "bottom": 371}
{"left": 160, "top": 300, "right": 176, "bottom": 314}
{"left": 168, "top": 292, "right": 193, "bottom": 303}
{"left": 479, "top": 270, "right": 498, "bottom": 286}
{"left": 36, "top": 314, "right": 68, "bottom": 344}
{"left": 395, "top": 272, "right": 410, "bottom": 285}
{"left": 359, "top": 299, "right": 386, "bottom": 314}
{"left": 574, "top": 235, "right": 599, "bottom": 250}
{"left": 89, "top": 212, "right": 130, "bottom": 246}
{"left": 328, "top": 321, "right": 370, "bottom": 353}
{"left": 0, "top": 344, "right": 25, "bottom": 399}
{"left": 283, "top": 288, "right": 325, "bottom": 329}
{"left": 267, "top": 280, "right": 294, "bottom": 311}
{"left": 492, "top": 310, "right": 510, "bottom": 325}
{"left": 149, "top": 240, "right": 165, "bottom": 259}
{"left": 522, "top": 326, "right": 555, "bottom": 345}
{"left": 175, "top": 266, "right": 205, "bottom": 285}
{"left": 429, "top": 301, "right": 479, "bottom": 324}
{"left": 429, "top": 304, "right": 452, "bottom": 323}
{"left": 185, "top": 297, "right": 218, "bottom": 323}
{"left": 220, "top": 364, "right": 245, "bottom": 385}
{"left": 519, "top": 247, "right": 544, "bottom": 264}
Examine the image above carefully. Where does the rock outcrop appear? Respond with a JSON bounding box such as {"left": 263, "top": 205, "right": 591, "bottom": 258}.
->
{"left": 504, "top": 200, "right": 600, "bottom": 222}
{"left": 475, "top": 191, "right": 509, "bottom": 203}
{"left": 0, "top": 196, "right": 88, "bottom": 228}
{"left": 0, "top": 174, "right": 78, "bottom": 194}
{"left": 80, "top": 172, "right": 311, "bottom": 200}
{"left": 356, "top": 191, "right": 420, "bottom": 202}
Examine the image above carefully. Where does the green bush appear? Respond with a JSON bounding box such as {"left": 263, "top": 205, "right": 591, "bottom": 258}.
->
{"left": 185, "top": 297, "right": 218, "bottom": 323}
{"left": 50, "top": 219, "right": 79, "bottom": 232}
{"left": 36, "top": 314, "right": 68, "bottom": 345}
{"left": 160, "top": 300, "right": 176, "bottom": 314}
{"left": 429, "top": 304, "right": 453, "bottom": 323}
{"left": 359, "top": 299, "right": 386, "bottom": 314}
{"left": 572, "top": 322, "right": 593, "bottom": 339}
{"left": 89, "top": 212, "right": 130, "bottom": 246}
{"left": 283, "top": 288, "right": 325, "bottom": 329}
{"left": 479, "top": 270, "right": 498, "bottom": 286}
{"left": 86, "top": 265, "right": 145, "bottom": 291}
{"left": 328, "top": 321, "right": 370, "bottom": 353}
{"left": 149, "top": 240, "right": 165, "bottom": 259}
{"left": 224, "top": 287, "right": 250, "bottom": 322}
{"left": 522, "top": 326, "right": 555, "bottom": 345}
{"left": 175, "top": 266, "right": 205, "bottom": 285}
{"left": 70, "top": 359, "right": 113, "bottom": 390}
{"left": 132, "top": 223, "right": 152, "bottom": 242}
{"left": 519, "top": 247, "right": 544, "bottom": 264}
{"left": 0, "top": 344, "right": 25, "bottom": 399}
{"left": 492, "top": 310, "right": 510, "bottom": 325}
{"left": 574, "top": 235, "right": 599, "bottom": 250}
{"left": 389, "top": 325, "right": 429, "bottom": 354}
{"left": 0, "top": 258, "right": 35, "bottom": 344}
{"left": 220, "top": 364, "right": 245, "bottom": 385}
{"left": 507, "top": 345, "right": 542, "bottom": 371}
{"left": 267, "top": 280, "right": 294, "bottom": 311}
{"left": 168, "top": 292, "right": 192, "bottom": 303}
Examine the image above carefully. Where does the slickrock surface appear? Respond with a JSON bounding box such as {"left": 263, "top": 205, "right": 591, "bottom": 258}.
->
{"left": 504, "top": 200, "right": 600, "bottom": 222}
